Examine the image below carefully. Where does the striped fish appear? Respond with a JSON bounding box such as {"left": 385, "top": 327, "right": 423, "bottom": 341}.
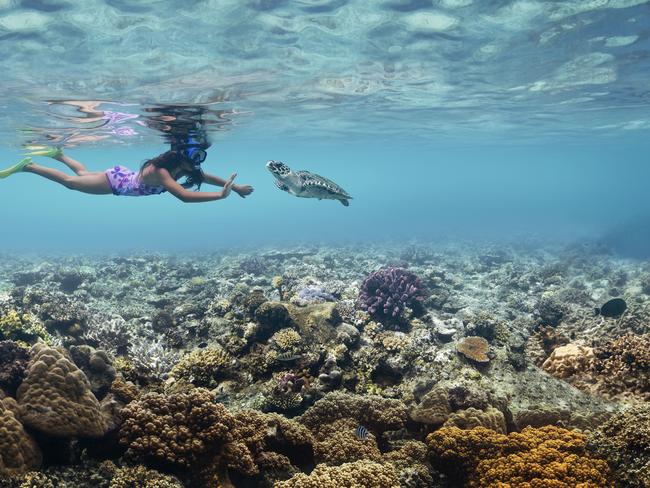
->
{"left": 355, "top": 425, "right": 369, "bottom": 441}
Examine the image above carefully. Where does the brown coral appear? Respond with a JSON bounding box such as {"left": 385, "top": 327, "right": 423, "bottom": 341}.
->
{"left": 16, "top": 343, "right": 109, "bottom": 438}
{"left": 442, "top": 406, "right": 507, "bottom": 434}
{"left": 169, "top": 346, "right": 234, "bottom": 387}
{"left": 119, "top": 388, "right": 237, "bottom": 470}
{"left": 109, "top": 465, "right": 184, "bottom": 488}
{"left": 0, "top": 397, "right": 42, "bottom": 476}
{"left": 456, "top": 336, "right": 490, "bottom": 363}
{"left": 589, "top": 405, "right": 650, "bottom": 488}
{"left": 300, "top": 392, "right": 407, "bottom": 434}
{"left": 427, "top": 425, "right": 611, "bottom": 487}
{"left": 274, "top": 460, "right": 401, "bottom": 488}
{"left": 0, "top": 340, "right": 28, "bottom": 396}
{"left": 592, "top": 333, "right": 650, "bottom": 401}
{"left": 312, "top": 418, "right": 382, "bottom": 466}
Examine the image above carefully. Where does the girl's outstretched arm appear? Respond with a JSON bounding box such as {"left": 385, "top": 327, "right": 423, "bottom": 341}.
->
{"left": 158, "top": 168, "right": 236, "bottom": 203}
{"left": 203, "top": 171, "right": 254, "bottom": 197}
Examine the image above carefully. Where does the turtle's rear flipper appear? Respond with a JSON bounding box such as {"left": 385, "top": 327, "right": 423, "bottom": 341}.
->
{"left": 339, "top": 199, "right": 349, "bottom": 207}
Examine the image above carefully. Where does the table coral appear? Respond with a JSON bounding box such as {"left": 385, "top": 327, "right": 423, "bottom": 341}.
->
{"left": 0, "top": 397, "right": 42, "bottom": 477}
{"left": 274, "top": 460, "right": 401, "bottom": 488}
{"left": 16, "top": 343, "right": 109, "bottom": 438}
{"left": 456, "top": 336, "right": 490, "bottom": 363}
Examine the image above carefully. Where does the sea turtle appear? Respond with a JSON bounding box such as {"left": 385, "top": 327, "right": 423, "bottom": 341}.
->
{"left": 266, "top": 160, "right": 353, "bottom": 206}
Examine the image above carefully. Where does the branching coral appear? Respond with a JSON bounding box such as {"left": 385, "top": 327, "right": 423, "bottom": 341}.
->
{"left": 109, "top": 465, "right": 184, "bottom": 488}
{"left": 356, "top": 267, "right": 425, "bottom": 322}
{"left": 312, "top": 418, "right": 382, "bottom": 466}
{"left": 591, "top": 333, "right": 650, "bottom": 401}
{"left": 0, "top": 397, "right": 42, "bottom": 476}
{"left": 274, "top": 460, "right": 401, "bottom": 488}
{"left": 589, "top": 405, "right": 650, "bottom": 488}
{"left": 17, "top": 343, "right": 109, "bottom": 438}
{"left": 169, "top": 346, "right": 234, "bottom": 387}
{"left": 0, "top": 340, "right": 29, "bottom": 395}
{"left": 427, "top": 426, "right": 611, "bottom": 487}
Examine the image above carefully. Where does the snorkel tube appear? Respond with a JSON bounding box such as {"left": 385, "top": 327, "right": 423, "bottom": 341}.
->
{"left": 171, "top": 124, "right": 211, "bottom": 190}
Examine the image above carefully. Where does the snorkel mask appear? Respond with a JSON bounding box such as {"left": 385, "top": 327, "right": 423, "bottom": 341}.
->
{"left": 171, "top": 128, "right": 211, "bottom": 189}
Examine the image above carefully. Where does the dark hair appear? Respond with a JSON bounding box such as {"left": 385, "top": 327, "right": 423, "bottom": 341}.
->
{"left": 140, "top": 151, "right": 204, "bottom": 189}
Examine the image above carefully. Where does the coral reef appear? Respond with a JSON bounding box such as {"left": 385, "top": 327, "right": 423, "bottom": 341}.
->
{"left": 0, "top": 397, "right": 42, "bottom": 477}
{"left": 357, "top": 267, "right": 425, "bottom": 323}
{"left": 16, "top": 343, "right": 109, "bottom": 438}
{"left": 170, "top": 346, "right": 234, "bottom": 387}
{"left": 456, "top": 336, "right": 490, "bottom": 363}
{"left": 274, "top": 460, "right": 400, "bottom": 488}
{"left": 589, "top": 405, "right": 650, "bottom": 488}
{"left": 0, "top": 340, "right": 29, "bottom": 395}
{"left": 428, "top": 425, "right": 611, "bottom": 487}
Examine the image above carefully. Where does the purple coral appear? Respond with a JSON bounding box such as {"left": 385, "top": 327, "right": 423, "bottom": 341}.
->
{"left": 357, "top": 267, "right": 425, "bottom": 321}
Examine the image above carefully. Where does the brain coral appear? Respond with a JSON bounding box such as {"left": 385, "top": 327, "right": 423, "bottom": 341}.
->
{"left": 589, "top": 405, "right": 650, "bottom": 488}
{"left": 542, "top": 342, "right": 594, "bottom": 379}
{"left": 0, "top": 397, "right": 42, "bottom": 477}
{"left": 16, "top": 343, "right": 109, "bottom": 438}
{"left": 357, "top": 267, "right": 425, "bottom": 322}
{"left": 274, "top": 460, "right": 400, "bottom": 488}
{"left": 456, "top": 336, "right": 490, "bottom": 363}
{"left": 427, "top": 425, "right": 611, "bottom": 487}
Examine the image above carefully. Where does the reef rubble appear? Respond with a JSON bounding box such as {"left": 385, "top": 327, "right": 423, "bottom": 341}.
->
{"left": 0, "top": 241, "right": 648, "bottom": 487}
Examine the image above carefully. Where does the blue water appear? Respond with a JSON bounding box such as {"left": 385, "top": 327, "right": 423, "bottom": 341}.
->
{"left": 1, "top": 1, "right": 649, "bottom": 253}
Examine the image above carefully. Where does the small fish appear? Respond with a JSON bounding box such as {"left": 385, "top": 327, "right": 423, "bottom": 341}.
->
{"left": 595, "top": 298, "right": 627, "bottom": 318}
{"left": 276, "top": 352, "right": 302, "bottom": 362}
{"left": 355, "top": 425, "right": 369, "bottom": 441}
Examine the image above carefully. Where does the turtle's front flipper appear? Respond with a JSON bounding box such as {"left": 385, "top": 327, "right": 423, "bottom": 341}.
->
{"left": 275, "top": 180, "right": 290, "bottom": 192}
{"left": 339, "top": 199, "right": 350, "bottom": 207}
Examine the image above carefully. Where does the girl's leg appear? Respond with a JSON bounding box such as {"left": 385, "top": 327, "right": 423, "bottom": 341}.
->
{"left": 24, "top": 163, "right": 112, "bottom": 195}
{"left": 53, "top": 153, "right": 91, "bottom": 176}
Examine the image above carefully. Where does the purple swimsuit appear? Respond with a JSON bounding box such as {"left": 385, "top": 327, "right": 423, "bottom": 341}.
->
{"left": 105, "top": 165, "right": 166, "bottom": 197}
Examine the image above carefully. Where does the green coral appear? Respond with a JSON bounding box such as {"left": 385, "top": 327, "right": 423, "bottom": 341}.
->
{"left": 0, "top": 310, "right": 50, "bottom": 344}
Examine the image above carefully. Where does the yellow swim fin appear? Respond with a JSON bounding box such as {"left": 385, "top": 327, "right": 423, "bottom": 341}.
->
{"left": 24, "top": 145, "right": 62, "bottom": 158}
{"left": 0, "top": 157, "right": 32, "bottom": 179}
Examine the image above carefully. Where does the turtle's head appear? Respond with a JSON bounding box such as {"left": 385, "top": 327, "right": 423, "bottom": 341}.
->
{"left": 266, "top": 160, "right": 291, "bottom": 179}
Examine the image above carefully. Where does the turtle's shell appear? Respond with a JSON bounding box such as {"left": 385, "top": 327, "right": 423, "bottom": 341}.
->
{"left": 296, "top": 171, "right": 351, "bottom": 198}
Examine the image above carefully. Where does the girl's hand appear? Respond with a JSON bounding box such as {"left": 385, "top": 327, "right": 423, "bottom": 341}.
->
{"left": 234, "top": 184, "right": 254, "bottom": 198}
{"left": 220, "top": 173, "right": 237, "bottom": 199}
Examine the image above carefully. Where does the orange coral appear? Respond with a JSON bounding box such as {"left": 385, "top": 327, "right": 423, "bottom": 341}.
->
{"left": 427, "top": 426, "right": 611, "bottom": 487}
{"left": 456, "top": 336, "right": 490, "bottom": 363}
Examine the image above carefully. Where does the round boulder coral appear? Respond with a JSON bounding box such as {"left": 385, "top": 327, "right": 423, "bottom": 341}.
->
{"left": 16, "top": 343, "right": 109, "bottom": 438}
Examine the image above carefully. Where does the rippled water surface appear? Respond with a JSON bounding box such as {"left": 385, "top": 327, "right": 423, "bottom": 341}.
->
{"left": 1, "top": 0, "right": 650, "bottom": 143}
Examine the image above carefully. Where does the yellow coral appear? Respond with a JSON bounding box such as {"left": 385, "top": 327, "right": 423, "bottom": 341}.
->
{"left": 271, "top": 328, "right": 302, "bottom": 350}
{"left": 0, "top": 310, "right": 50, "bottom": 343}
{"left": 170, "top": 347, "right": 233, "bottom": 387}
{"left": 427, "top": 426, "right": 611, "bottom": 487}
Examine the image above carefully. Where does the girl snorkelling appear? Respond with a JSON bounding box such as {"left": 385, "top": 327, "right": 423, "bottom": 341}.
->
{"left": 0, "top": 138, "right": 254, "bottom": 202}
